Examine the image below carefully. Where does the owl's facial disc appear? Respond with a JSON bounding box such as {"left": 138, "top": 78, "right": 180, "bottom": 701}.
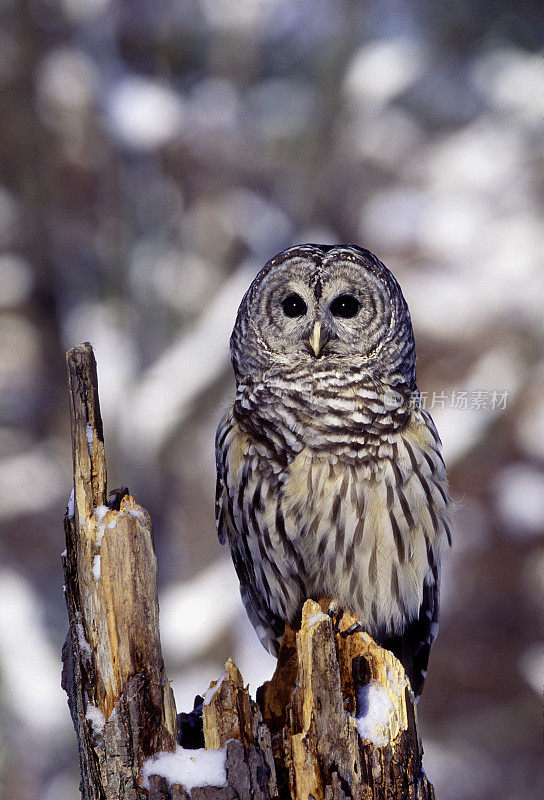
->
{"left": 255, "top": 264, "right": 390, "bottom": 363}
{"left": 232, "top": 246, "right": 416, "bottom": 383}
{"left": 231, "top": 245, "right": 415, "bottom": 386}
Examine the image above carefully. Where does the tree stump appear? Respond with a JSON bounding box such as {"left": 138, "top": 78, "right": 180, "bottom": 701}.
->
{"left": 61, "top": 343, "right": 436, "bottom": 800}
{"left": 258, "top": 600, "right": 435, "bottom": 800}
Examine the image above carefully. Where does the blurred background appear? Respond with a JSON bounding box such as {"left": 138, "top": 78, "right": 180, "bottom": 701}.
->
{"left": 0, "top": 1, "right": 542, "bottom": 798}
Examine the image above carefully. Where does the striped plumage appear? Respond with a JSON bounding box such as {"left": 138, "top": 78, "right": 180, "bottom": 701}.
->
{"left": 216, "top": 244, "right": 451, "bottom": 697}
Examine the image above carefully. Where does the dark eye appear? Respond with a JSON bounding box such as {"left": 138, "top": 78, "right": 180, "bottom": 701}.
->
{"left": 330, "top": 294, "right": 360, "bottom": 318}
{"left": 281, "top": 293, "right": 307, "bottom": 318}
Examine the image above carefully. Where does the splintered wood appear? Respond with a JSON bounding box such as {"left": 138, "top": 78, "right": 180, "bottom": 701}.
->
{"left": 256, "top": 600, "right": 435, "bottom": 800}
{"left": 195, "top": 599, "right": 436, "bottom": 800}
{"left": 201, "top": 659, "right": 278, "bottom": 800}
{"left": 62, "top": 343, "right": 176, "bottom": 800}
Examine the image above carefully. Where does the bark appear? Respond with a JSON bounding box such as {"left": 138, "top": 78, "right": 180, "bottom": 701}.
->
{"left": 62, "top": 343, "right": 436, "bottom": 800}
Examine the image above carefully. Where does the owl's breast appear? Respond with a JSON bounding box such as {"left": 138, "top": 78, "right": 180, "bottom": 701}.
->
{"left": 218, "top": 399, "right": 450, "bottom": 640}
{"left": 276, "top": 411, "right": 450, "bottom": 635}
{"left": 234, "top": 374, "right": 413, "bottom": 462}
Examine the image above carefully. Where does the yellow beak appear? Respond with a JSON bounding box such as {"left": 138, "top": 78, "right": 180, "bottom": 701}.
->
{"left": 309, "top": 321, "right": 322, "bottom": 357}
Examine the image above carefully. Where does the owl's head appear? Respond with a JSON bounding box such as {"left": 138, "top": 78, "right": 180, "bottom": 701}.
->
{"left": 231, "top": 244, "right": 416, "bottom": 388}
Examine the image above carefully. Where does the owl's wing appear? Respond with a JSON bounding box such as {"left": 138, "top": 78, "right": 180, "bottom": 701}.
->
{"left": 215, "top": 473, "right": 228, "bottom": 546}
{"left": 215, "top": 411, "right": 236, "bottom": 546}
{"left": 215, "top": 411, "right": 285, "bottom": 655}
{"left": 384, "top": 405, "right": 448, "bottom": 696}
{"left": 215, "top": 413, "right": 257, "bottom": 596}
{"left": 382, "top": 578, "right": 440, "bottom": 698}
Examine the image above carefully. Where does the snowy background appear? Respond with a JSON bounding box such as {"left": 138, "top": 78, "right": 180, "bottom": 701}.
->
{"left": 0, "top": 1, "right": 542, "bottom": 798}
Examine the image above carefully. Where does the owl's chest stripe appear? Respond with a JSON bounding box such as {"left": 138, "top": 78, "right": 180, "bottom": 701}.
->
{"left": 389, "top": 511, "right": 405, "bottom": 563}
{"left": 397, "top": 486, "right": 415, "bottom": 530}
{"left": 275, "top": 504, "right": 307, "bottom": 587}
{"left": 402, "top": 438, "right": 443, "bottom": 538}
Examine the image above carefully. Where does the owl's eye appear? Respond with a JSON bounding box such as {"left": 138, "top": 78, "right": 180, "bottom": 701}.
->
{"left": 281, "top": 293, "right": 307, "bottom": 318}
{"left": 330, "top": 294, "right": 360, "bottom": 318}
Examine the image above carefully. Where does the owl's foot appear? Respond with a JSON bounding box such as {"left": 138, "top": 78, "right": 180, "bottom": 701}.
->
{"left": 340, "top": 620, "right": 364, "bottom": 638}
{"left": 327, "top": 599, "right": 344, "bottom": 632}
{"left": 326, "top": 602, "right": 365, "bottom": 638}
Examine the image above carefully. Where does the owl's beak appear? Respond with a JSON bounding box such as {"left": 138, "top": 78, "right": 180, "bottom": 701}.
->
{"left": 309, "top": 321, "right": 323, "bottom": 357}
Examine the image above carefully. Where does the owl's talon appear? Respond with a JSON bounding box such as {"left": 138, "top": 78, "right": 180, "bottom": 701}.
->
{"left": 341, "top": 621, "right": 364, "bottom": 638}
{"left": 327, "top": 600, "right": 343, "bottom": 632}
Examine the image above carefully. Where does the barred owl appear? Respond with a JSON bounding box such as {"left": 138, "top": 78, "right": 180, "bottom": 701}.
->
{"left": 215, "top": 244, "right": 451, "bottom": 697}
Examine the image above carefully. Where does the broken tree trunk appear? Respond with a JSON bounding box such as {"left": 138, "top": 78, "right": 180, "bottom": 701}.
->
{"left": 61, "top": 342, "right": 177, "bottom": 799}
{"left": 61, "top": 342, "right": 436, "bottom": 800}
{"left": 257, "top": 601, "right": 435, "bottom": 800}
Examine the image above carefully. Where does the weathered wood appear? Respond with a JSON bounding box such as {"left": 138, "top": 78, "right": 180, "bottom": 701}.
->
{"left": 66, "top": 341, "right": 107, "bottom": 516}
{"left": 62, "top": 343, "right": 177, "bottom": 800}
{"left": 266, "top": 600, "right": 435, "bottom": 800}
{"left": 194, "top": 600, "right": 435, "bottom": 800}
{"left": 202, "top": 659, "right": 278, "bottom": 800}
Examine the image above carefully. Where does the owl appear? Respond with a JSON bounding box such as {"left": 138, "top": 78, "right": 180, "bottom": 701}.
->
{"left": 215, "top": 244, "right": 451, "bottom": 697}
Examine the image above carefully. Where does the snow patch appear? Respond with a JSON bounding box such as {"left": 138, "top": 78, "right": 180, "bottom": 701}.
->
{"left": 92, "top": 555, "right": 101, "bottom": 581}
{"left": 86, "top": 703, "right": 106, "bottom": 734}
{"left": 76, "top": 622, "right": 93, "bottom": 664}
{"left": 94, "top": 505, "right": 109, "bottom": 547}
{"left": 307, "top": 611, "right": 328, "bottom": 627}
{"left": 385, "top": 665, "right": 409, "bottom": 695}
{"left": 203, "top": 671, "right": 227, "bottom": 706}
{"left": 93, "top": 505, "right": 109, "bottom": 522}
{"left": 355, "top": 680, "right": 395, "bottom": 747}
{"left": 128, "top": 507, "right": 146, "bottom": 520}
{"left": 67, "top": 488, "right": 75, "bottom": 519}
{"left": 141, "top": 746, "right": 227, "bottom": 792}
{"left": 85, "top": 422, "right": 94, "bottom": 456}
